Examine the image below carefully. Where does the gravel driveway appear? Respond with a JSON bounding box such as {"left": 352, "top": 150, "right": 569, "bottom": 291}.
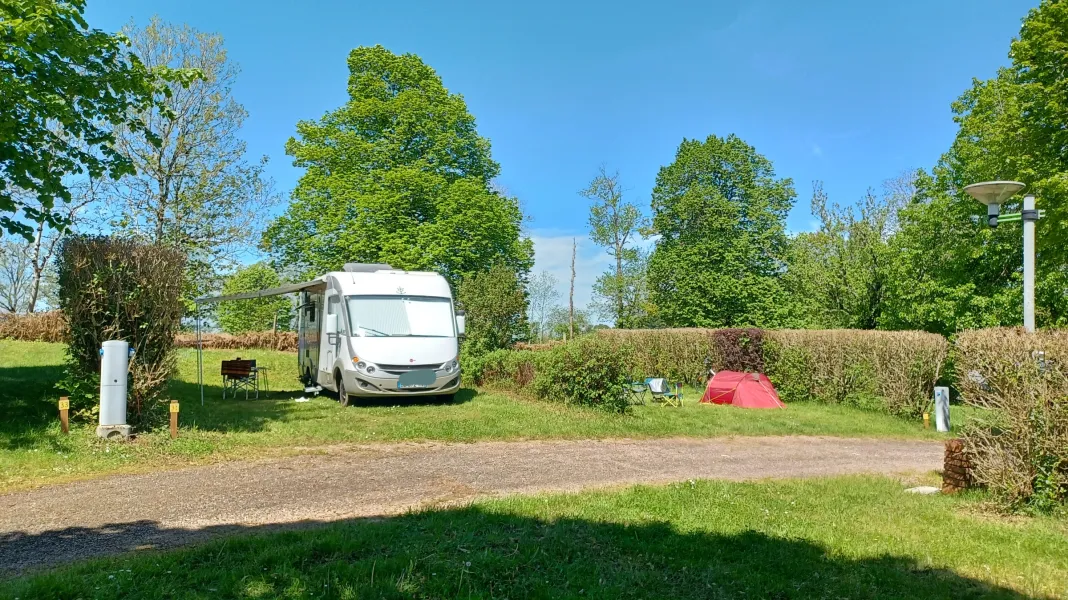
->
{"left": 0, "top": 436, "right": 942, "bottom": 574}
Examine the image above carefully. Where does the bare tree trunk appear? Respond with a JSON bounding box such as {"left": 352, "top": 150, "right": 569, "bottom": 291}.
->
{"left": 615, "top": 244, "right": 624, "bottom": 326}
{"left": 26, "top": 222, "right": 45, "bottom": 313}
{"left": 569, "top": 238, "right": 576, "bottom": 340}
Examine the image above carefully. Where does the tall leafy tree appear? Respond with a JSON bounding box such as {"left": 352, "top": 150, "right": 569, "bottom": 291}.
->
{"left": 546, "top": 306, "right": 594, "bottom": 340}
{"left": 582, "top": 167, "right": 647, "bottom": 327}
{"left": 101, "top": 18, "right": 278, "bottom": 306}
{"left": 591, "top": 247, "right": 655, "bottom": 328}
{"left": 647, "top": 134, "right": 795, "bottom": 327}
{"left": 0, "top": 0, "right": 184, "bottom": 239}
{"left": 883, "top": 0, "right": 1068, "bottom": 332}
{"left": 263, "top": 46, "right": 532, "bottom": 287}
{"left": 217, "top": 263, "right": 292, "bottom": 333}
{"left": 784, "top": 178, "right": 908, "bottom": 329}
{"left": 880, "top": 170, "right": 1022, "bottom": 334}
{"left": 457, "top": 264, "right": 528, "bottom": 357}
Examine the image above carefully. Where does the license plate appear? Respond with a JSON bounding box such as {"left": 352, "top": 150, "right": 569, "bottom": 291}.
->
{"left": 398, "top": 369, "right": 436, "bottom": 389}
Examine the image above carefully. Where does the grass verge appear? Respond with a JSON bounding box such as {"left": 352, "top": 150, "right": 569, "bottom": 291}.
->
{"left": 1, "top": 475, "right": 1065, "bottom": 598}
{"left": 1, "top": 341, "right": 969, "bottom": 492}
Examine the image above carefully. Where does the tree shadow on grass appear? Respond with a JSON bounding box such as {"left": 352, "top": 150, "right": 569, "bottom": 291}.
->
{"left": 163, "top": 379, "right": 477, "bottom": 435}
{"left": 0, "top": 358, "right": 479, "bottom": 442}
{"left": 0, "top": 364, "right": 68, "bottom": 449}
{"left": 0, "top": 507, "right": 1048, "bottom": 599}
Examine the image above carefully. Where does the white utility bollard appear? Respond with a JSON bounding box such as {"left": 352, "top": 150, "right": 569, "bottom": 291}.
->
{"left": 97, "top": 340, "right": 133, "bottom": 440}
{"left": 934, "top": 386, "right": 950, "bottom": 433}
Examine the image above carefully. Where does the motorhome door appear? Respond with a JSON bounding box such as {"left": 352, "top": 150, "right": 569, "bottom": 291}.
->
{"left": 320, "top": 291, "right": 342, "bottom": 384}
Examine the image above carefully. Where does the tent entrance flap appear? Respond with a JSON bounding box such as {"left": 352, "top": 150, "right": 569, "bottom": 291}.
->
{"left": 194, "top": 279, "right": 325, "bottom": 406}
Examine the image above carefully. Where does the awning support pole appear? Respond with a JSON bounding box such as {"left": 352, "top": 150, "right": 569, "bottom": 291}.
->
{"left": 197, "top": 301, "right": 204, "bottom": 407}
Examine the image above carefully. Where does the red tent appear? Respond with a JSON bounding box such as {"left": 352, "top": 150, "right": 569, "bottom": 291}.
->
{"left": 700, "top": 371, "right": 785, "bottom": 409}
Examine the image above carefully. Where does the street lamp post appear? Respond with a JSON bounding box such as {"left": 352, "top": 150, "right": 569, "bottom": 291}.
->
{"left": 963, "top": 181, "right": 1044, "bottom": 333}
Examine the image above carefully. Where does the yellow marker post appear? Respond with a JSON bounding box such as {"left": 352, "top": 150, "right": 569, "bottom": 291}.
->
{"left": 58, "top": 397, "right": 70, "bottom": 434}
{"left": 169, "top": 401, "right": 179, "bottom": 439}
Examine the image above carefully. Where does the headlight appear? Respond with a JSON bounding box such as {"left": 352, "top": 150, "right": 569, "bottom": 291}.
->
{"left": 450, "top": 360, "right": 458, "bottom": 370}
{"left": 366, "top": 365, "right": 375, "bottom": 374}
{"left": 356, "top": 361, "right": 366, "bottom": 370}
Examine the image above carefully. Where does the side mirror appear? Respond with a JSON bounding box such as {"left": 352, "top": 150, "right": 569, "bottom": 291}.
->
{"left": 455, "top": 311, "right": 466, "bottom": 336}
{"left": 326, "top": 313, "right": 338, "bottom": 335}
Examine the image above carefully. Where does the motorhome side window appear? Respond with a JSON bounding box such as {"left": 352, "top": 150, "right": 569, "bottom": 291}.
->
{"left": 328, "top": 295, "right": 343, "bottom": 334}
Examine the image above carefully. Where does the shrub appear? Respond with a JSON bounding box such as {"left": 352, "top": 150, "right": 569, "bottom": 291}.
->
{"left": 56, "top": 236, "right": 185, "bottom": 424}
{"left": 467, "top": 336, "right": 632, "bottom": 413}
{"left": 599, "top": 327, "right": 947, "bottom": 417}
{"left": 955, "top": 328, "right": 1068, "bottom": 512}
{"left": 596, "top": 328, "right": 722, "bottom": 384}
{"left": 533, "top": 336, "right": 632, "bottom": 413}
{"left": 0, "top": 310, "right": 65, "bottom": 342}
{"left": 467, "top": 348, "right": 546, "bottom": 388}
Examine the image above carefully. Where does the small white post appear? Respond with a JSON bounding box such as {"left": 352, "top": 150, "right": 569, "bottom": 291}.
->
{"left": 934, "top": 386, "right": 950, "bottom": 433}
{"left": 1023, "top": 194, "right": 1036, "bottom": 333}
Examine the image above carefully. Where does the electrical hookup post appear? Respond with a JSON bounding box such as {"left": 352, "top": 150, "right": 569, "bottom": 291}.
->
{"left": 97, "top": 340, "right": 134, "bottom": 440}
{"left": 934, "top": 387, "right": 950, "bottom": 433}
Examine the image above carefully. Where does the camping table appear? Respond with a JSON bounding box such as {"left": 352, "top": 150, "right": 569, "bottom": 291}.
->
{"left": 626, "top": 382, "right": 648, "bottom": 405}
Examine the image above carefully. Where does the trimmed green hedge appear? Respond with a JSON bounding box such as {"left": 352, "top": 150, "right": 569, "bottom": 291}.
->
{"left": 597, "top": 328, "right": 947, "bottom": 418}
{"left": 470, "top": 327, "right": 948, "bottom": 418}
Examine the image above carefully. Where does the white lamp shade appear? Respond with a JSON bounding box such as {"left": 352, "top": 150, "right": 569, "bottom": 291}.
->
{"left": 964, "top": 181, "right": 1025, "bottom": 206}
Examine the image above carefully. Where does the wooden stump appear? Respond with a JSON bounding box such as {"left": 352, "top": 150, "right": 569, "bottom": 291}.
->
{"left": 942, "top": 438, "right": 972, "bottom": 494}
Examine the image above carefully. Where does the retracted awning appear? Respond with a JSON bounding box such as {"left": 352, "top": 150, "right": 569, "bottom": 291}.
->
{"left": 195, "top": 279, "right": 326, "bottom": 304}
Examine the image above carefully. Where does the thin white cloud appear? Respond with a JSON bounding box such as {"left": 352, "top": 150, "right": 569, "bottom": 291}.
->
{"left": 811, "top": 144, "right": 823, "bottom": 157}
{"left": 529, "top": 229, "right": 656, "bottom": 318}
{"left": 529, "top": 231, "right": 609, "bottom": 313}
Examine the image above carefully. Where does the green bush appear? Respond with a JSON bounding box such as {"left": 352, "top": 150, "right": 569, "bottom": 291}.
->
{"left": 533, "top": 336, "right": 632, "bottom": 413}
{"left": 956, "top": 328, "right": 1068, "bottom": 512}
{"left": 466, "top": 347, "right": 546, "bottom": 388}
{"left": 467, "top": 337, "right": 632, "bottom": 413}
{"left": 56, "top": 236, "right": 185, "bottom": 425}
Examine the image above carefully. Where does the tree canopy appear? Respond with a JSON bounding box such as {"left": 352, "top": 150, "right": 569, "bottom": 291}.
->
{"left": 217, "top": 263, "right": 292, "bottom": 334}
{"left": 100, "top": 19, "right": 278, "bottom": 308}
{"left": 0, "top": 0, "right": 188, "bottom": 239}
{"left": 456, "top": 264, "right": 528, "bottom": 357}
{"left": 647, "top": 134, "right": 795, "bottom": 328}
{"left": 583, "top": 167, "right": 648, "bottom": 327}
{"left": 262, "top": 46, "right": 532, "bottom": 287}
{"left": 875, "top": 0, "right": 1068, "bottom": 333}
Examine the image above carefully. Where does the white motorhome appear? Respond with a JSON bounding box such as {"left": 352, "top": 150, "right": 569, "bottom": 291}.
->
{"left": 296, "top": 264, "right": 465, "bottom": 405}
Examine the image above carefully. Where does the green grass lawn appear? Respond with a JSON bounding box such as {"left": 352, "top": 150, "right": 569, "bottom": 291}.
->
{"left": 0, "top": 340, "right": 970, "bottom": 491}
{"left": 2, "top": 475, "right": 1065, "bottom": 599}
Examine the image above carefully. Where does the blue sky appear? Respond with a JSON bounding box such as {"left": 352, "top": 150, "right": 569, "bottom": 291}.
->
{"left": 87, "top": 0, "right": 1036, "bottom": 310}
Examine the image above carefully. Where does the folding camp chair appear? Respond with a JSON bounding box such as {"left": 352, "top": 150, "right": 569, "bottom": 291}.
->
{"left": 626, "top": 380, "right": 649, "bottom": 405}
{"left": 221, "top": 358, "right": 259, "bottom": 400}
{"left": 648, "top": 378, "right": 683, "bottom": 407}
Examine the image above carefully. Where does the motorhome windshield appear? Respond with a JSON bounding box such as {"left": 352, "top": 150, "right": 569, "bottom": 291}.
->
{"left": 346, "top": 295, "right": 455, "bottom": 338}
